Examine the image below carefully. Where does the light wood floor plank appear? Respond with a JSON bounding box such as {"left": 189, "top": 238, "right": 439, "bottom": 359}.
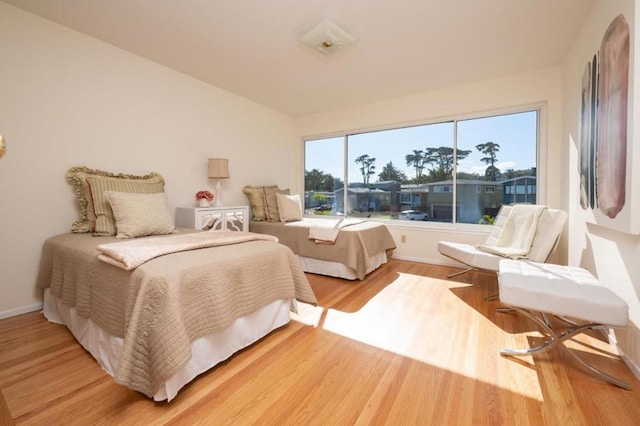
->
{"left": 0, "top": 390, "right": 14, "bottom": 426}
{"left": 1, "top": 259, "right": 639, "bottom": 425}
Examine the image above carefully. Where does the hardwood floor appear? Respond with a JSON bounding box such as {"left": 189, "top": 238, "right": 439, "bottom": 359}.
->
{"left": 1, "top": 259, "right": 639, "bottom": 425}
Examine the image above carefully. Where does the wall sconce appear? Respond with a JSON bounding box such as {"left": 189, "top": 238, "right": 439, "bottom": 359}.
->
{"left": 0, "top": 135, "right": 5, "bottom": 158}
{"left": 208, "top": 158, "right": 229, "bottom": 207}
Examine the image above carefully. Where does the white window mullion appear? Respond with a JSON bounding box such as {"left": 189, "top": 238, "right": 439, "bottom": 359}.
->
{"left": 343, "top": 135, "right": 349, "bottom": 216}
{"left": 452, "top": 120, "right": 458, "bottom": 224}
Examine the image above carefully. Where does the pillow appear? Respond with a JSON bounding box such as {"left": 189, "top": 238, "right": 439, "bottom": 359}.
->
{"left": 67, "top": 166, "right": 164, "bottom": 233}
{"left": 105, "top": 191, "right": 176, "bottom": 239}
{"left": 277, "top": 193, "right": 303, "bottom": 222}
{"left": 87, "top": 176, "right": 165, "bottom": 236}
{"left": 243, "top": 185, "right": 277, "bottom": 221}
{"left": 264, "top": 187, "right": 290, "bottom": 222}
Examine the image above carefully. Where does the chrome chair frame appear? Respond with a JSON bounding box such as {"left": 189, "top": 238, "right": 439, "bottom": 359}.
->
{"left": 498, "top": 307, "right": 631, "bottom": 390}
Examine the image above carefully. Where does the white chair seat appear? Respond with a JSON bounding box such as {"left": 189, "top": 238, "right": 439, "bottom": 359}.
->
{"left": 497, "top": 258, "right": 630, "bottom": 389}
{"left": 437, "top": 241, "right": 502, "bottom": 272}
{"left": 498, "top": 260, "right": 628, "bottom": 327}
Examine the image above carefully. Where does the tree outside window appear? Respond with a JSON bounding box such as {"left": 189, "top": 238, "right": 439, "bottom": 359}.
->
{"left": 304, "top": 110, "right": 538, "bottom": 223}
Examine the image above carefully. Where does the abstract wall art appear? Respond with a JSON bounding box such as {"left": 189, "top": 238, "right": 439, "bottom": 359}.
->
{"left": 578, "top": 13, "right": 635, "bottom": 233}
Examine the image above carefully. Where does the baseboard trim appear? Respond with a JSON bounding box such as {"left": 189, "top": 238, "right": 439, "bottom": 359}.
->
{"left": 0, "top": 303, "right": 43, "bottom": 320}
{"left": 620, "top": 351, "right": 640, "bottom": 381}
{"left": 602, "top": 328, "right": 640, "bottom": 381}
{"left": 391, "top": 255, "right": 459, "bottom": 268}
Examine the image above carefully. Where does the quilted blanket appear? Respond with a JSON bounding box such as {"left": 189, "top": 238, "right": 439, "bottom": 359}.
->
{"left": 36, "top": 231, "right": 317, "bottom": 398}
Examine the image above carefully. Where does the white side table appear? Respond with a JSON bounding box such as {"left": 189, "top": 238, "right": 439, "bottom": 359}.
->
{"left": 175, "top": 206, "right": 249, "bottom": 232}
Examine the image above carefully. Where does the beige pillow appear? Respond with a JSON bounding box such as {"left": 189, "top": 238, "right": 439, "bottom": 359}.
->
{"left": 67, "top": 166, "right": 164, "bottom": 233}
{"left": 105, "top": 191, "right": 176, "bottom": 239}
{"left": 264, "top": 187, "right": 290, "bottom": 222}
{"left": 87, "top": 177, "right": 165, "bottom": 236}
{"left": 277, "top": 193, "right": 303, "bottom": 222}
{"left": 243, "top": 185, "right": 277, "bottom": 221}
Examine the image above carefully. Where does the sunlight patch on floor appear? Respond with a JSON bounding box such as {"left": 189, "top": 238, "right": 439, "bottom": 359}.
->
{"left": 290, "top": 301, "right": 325, "bottom": 327}
{"left": 316, "top": 272, "right": 545, "bottom": 400}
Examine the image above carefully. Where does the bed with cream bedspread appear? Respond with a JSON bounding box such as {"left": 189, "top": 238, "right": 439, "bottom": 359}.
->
{"left": 36, "top": 230, "right": 316, "bottom": 399}
{"left": 249, "top": 219, "right": 396, "bottom": 280}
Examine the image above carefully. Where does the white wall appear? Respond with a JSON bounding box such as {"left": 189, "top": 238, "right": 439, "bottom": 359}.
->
{"left": 563, "top": 0, "right": 640, "bottom": 375}
{"left": 296, "top": 67, "right": 565, "bottom": 266}
{"left": 0, "top": 3, "right": 300, "bottom": 317}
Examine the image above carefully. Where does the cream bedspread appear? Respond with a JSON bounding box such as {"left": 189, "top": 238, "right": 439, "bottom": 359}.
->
{"left": 249, "top": 219, "right": 396, "bottom": 279}
{"left": 36, "top": 230, "right": 317, "bottom": 398}
{"left": 97, "top": 230, "right": 279, "bottom": 270}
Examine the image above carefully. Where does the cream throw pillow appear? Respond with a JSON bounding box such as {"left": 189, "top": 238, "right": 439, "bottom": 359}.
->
{"left": 105, "top": 191, "right": 176, "bottom": 239}
{"left": 277, "top": 193, "right": 303, "bottom": 222}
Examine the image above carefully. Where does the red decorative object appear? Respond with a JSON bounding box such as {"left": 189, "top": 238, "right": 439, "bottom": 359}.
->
{"left": 195, "top": 190, "right": 214, "bottom": 202}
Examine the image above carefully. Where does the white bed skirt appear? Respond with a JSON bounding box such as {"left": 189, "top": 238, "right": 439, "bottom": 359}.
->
{"left": 296, "top": 250, "right": 388, "bottom": 280}
{"left": 43, "top": 289, "right": 291, "bottom": 402}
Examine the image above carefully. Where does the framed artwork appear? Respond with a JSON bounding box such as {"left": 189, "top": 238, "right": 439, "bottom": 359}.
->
{"left": 578, "top": 13, "right": 637, "bottom": 234}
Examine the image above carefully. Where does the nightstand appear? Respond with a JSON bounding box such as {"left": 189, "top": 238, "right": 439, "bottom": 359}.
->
{"left": 175, "top": 206, "right": 249, "bottom": 232}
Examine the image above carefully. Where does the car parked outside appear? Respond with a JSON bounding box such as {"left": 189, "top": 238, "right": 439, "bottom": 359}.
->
{"left": 398, "top": 210, "right": 428, "bottom": 221}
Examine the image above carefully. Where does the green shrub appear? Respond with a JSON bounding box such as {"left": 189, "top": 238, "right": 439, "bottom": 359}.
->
{"left": 478, "top": 214, "right": 495, "bottom": 225}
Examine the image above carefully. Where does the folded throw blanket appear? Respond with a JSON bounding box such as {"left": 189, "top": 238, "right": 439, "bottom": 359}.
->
{"left": 476, "top": 204, "right": 547, "bottom": 259}
{"left": 97, "top": 231, "right": 278, "bottom": 270}
{"left": 307, "top": 218, "right": 364, "bottom": 244}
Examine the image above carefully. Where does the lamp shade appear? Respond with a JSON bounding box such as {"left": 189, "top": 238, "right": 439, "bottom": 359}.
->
{"left": 208, "top": 158, "right": 229, "bottom": 179}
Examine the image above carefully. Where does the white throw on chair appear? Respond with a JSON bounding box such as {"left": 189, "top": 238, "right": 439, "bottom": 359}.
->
{"left": 437, "top": 205, "right": 568, "bottom": 279}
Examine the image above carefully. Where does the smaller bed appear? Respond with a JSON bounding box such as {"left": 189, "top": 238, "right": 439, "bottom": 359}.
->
{"left": 249, "top": 218, "right": 396, "bottom": 280}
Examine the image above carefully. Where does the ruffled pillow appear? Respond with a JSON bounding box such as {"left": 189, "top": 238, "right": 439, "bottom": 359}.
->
{"left": 243, "top": 185, "right": 275, "bottom": 221}
{"left": 67, "top": 166, "right": 164, "bottom": 233}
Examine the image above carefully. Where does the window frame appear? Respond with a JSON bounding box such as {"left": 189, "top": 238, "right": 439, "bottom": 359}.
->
{"left": 302, "top": 103, "right": 545, "bottom": 229}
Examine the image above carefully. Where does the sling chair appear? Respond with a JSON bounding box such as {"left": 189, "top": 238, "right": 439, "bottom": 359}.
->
{"left": 437, "top": 205, "right": 568, "bottom": 280}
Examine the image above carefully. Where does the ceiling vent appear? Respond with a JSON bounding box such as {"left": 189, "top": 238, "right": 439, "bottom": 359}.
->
{"left": 298, "top": 19, "right": 357, "bottom": 56}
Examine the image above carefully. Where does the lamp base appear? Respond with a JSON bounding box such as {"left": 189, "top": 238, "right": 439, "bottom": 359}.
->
{"left": 213, "top": 180, "right": 224, "bottom": 207}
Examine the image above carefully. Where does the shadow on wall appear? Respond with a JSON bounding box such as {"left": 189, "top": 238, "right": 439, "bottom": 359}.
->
{"left": 583, "top": 222, "right": 640, "bottom": 303}
{"left": 615, "top": 320, "right": 640, "bottom": 373}
{"left": 579, "top": 229, "right": 597, "bottom": 275}
{"left": 582, "top": 223, "right": 640, "bottom": 375}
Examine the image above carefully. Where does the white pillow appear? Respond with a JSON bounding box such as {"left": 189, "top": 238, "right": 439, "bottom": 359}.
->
{"left": 276, "top": 193, "right": 302, "bottom": 222}
{"left": 105, "top": 191, "right": 176, "bottom": 238}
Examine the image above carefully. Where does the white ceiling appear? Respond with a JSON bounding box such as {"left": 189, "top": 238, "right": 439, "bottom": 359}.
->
{"left": 4, "top": 0, "right": 595, "bottom": 116}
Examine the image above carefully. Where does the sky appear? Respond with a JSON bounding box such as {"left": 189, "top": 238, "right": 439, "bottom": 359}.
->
{"left": 305, "top": 110, "right": 538, "bottom": 184}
